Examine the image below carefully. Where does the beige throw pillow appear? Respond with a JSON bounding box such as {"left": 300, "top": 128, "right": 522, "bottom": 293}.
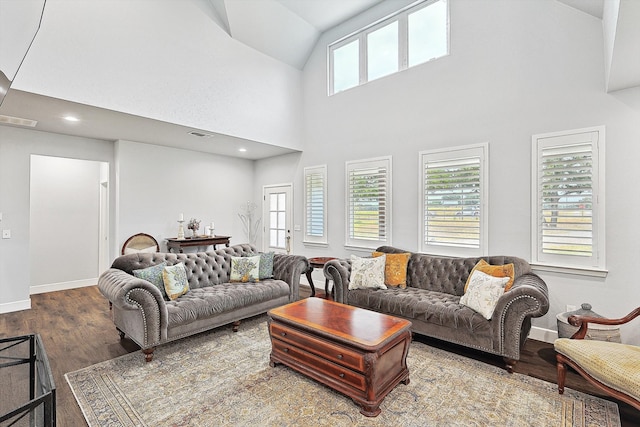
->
{"left": 460, "top": 270, "right": 509, "bottom": 320}
{"left": 348, "top": 254, "right": 387, "bottom": 290}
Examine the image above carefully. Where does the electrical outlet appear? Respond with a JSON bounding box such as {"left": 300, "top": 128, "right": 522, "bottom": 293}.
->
{"left": 2, "top": 229, "right": 10, "bottom": 239}
{"left": 566, "top": 304, "right": 577, "bottom": 312}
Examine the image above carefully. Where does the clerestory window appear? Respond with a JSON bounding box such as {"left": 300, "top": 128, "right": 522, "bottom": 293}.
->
{"left": 329, "top": 0, "right": 449, "bottom": 95}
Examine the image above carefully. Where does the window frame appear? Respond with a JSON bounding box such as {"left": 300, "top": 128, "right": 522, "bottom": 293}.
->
{"left": 303, "top": 164, "right": 328, "bottom": 246}
{"left": 530, "top": 126, "right": 606, "bottom": 277}
{"left": 328, "top": 0, "right": 449, "bottom": 95}
{"left": 419, "top": 143, "right": 489, "bottom": 257}
{"left": 345, "top": 156, "right": 392, "bottom": 250}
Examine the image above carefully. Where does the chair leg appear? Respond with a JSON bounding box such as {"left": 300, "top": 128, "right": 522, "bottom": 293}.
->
{"left": 556, "top": 354, "right": 567, "bottom": 395}
{"left": 503, "top": 357, "right": 516, "bottom": 373}
{"left": 142, "top": 347, "right": 155, "bottom": 363}
{"left": 232, "top": 320, "right": 241, "bottom": 332}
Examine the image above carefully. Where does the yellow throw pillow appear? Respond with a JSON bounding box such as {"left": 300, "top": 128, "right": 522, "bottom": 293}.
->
{"left": 372, "top": 251, "right": 411, "bottom": 288}
{"left": 465, "top": 259, "right": 515, "bottom": 293}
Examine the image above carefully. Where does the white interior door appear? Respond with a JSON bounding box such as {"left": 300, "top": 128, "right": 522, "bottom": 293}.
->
{"left": 263, "top": 184, "right": 293, "bottom": 254}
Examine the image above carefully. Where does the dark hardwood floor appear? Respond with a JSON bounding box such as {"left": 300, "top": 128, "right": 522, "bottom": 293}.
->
{"left": 0, "top": 285, "right": 637, "bottom": 426}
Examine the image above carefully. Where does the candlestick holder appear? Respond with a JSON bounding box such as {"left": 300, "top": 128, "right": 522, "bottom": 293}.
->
{"left": 177, "top": 220, "right": 185, "bottom": 239}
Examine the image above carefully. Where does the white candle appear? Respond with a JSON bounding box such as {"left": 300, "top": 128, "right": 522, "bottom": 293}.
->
{"left": 210, "top": 222, "right": 215, "bottom": 229}
{"left": 179, "top": 213, "right": 184, "bottom": 221}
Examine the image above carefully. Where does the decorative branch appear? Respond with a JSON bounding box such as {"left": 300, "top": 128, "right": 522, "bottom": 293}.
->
{"left": 238, "top": 201, "right": 261, "bottom": 244}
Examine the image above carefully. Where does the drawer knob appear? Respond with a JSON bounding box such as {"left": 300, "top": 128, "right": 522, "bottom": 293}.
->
{"left": 284, "top": 348, "right": 289, "bottom": 353}
{"left": 280, "top": 332, "right": 286, "bottom": 337}
{"left": 339, "top": 373, "right": 345, "bottom": 378}
{"left": 337, "top": 354, "right": 343, "bottom": 359}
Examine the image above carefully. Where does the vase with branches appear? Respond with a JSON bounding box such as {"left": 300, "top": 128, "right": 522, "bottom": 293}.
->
{"left": 238, "top": 201, "right": 261, "bottom": 244}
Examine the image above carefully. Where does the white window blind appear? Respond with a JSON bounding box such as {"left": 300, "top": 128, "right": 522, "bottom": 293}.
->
{"left": 304, "top": 165, "right": 327, "bottom": 245}
{"left": 420, "top": 144, "right": 487, "bottom": 256}
{"left": 345, "top": 157, "right": 392, "bottom": 249}
{"left": 532, "top": 127, "right": 605, "bottom": 273}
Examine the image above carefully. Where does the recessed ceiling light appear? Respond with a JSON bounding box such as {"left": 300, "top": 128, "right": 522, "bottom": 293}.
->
{"left": 239, "top": 148, "right": 247, "bottom": 152}
{"left": 63, "top": 115, "right": 80, "bottom": 122}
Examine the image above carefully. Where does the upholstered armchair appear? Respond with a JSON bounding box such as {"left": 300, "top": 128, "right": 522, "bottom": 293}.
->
{"left": 555, "top": 306, "right": 640, "bottom": 410}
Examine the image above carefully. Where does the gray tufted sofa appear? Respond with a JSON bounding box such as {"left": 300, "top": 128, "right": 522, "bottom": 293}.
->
{"left": 323, "top": 246, "right": 549, "bottom": 372}
{"left": 98, "top": 244, "right": 308, "bottom": 362}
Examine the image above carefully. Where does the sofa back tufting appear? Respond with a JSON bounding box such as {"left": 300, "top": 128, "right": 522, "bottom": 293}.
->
{"left": 110, "top": 243, "right": 258, "bottom": 289}
{"left": 375, "top": 246, "right": 533, "bottom": 297}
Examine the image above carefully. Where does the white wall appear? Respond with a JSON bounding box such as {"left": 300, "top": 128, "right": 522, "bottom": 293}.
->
{"left": 0, "top": 126, "right": 115, "bottom": 313}
{"left": 115, "top": 140, "right": 256, "bottom": 252}
{"left": 11, "top": 0, "right": 303, "bottom": 150}
{"left": 254, "top": 0, "right": 640, "bottom": 343}
{"left": 29, "top": 155, "right": 102, "bottom": 288}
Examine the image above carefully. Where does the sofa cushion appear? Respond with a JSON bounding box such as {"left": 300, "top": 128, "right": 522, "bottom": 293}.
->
{"left": 258, "top": 252, "right": 275, "bottom": 279}
{"left": 163, "top": 263, "right": 189, "bottom": 300}
{"left": 349, "top": 254, "right": 387, "bottom": 290}
{"left": 133, "top": 262, "right": 168, "bottom": 298}
{"left": 347, "top": 287, "right": 492, "bottom": 335}
{"left": 373, "top": 251, "right": 410, "bottom": 288}
{"left": 165, "top": 280, "right": 290, "bottom": 327}
{"left": 230, "top": 255, "right": 260, "bottom": 283}
{"left": 460, "top": 270, "right": 509, "bottom": 320}
{"left": 465, "top": 259, "right": 515, "bottom": 292}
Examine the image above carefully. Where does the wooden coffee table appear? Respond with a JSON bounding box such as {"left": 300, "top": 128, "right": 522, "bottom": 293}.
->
{"left": 268, "top": 298, "right": 411, "bottom": 417}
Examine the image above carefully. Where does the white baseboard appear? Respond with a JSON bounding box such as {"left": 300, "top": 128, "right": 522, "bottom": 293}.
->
{"left": 529, "top": 326, "right": 558, "bottom": 344}
{"left": 0, "top": 298, "right": 31, "bottom": 314}
{"left": 30, "top": 277, "right": 98, "bottom": 295}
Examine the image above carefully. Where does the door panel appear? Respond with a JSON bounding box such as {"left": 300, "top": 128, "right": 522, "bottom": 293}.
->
{"left": 263, "top": 184, "right": 293, "bottom": 254}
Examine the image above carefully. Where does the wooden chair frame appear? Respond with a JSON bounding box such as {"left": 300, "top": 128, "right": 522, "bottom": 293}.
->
{"left": 556, "top": 306, "right": 640, "bottom": 411}
{"left": 121, "top": 233, "right": 159, "bottom": 255}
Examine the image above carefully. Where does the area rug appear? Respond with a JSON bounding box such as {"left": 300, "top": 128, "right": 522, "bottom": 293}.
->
{"left": 66, "top": 316, "right": 620, "bottom": 427}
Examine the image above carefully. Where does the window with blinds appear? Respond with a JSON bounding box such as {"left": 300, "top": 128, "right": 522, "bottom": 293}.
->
{"left": 420, "top": 144, "right": 487, "bottom": 256}
{"left": 345, "top": 157, "right": 392, "bottom": 248}
{"left": 304, "top": 165, "right": 327, "bottom": 245}
{"left": 532, "top": 127, "right": 605, "bottom": 272}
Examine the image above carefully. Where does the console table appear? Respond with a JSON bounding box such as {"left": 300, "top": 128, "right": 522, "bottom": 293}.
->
{"left": 166, "top": 236, "right": 230, "bottom": 253}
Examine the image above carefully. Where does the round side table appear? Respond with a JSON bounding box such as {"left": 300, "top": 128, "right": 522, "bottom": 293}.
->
{"left": 306, "top": 257, "right": 337, "bottom": 298}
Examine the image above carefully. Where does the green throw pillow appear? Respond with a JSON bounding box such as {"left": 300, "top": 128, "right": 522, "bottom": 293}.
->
{"left": 133, "top": 262, "right": 168, "bottom": 298}
{"left": 230, "top": 255, "right": 260, "bottom": 283}
{"left": 163, "top": 263, "right": 189, "bottom": 300}
{"left": 259, "top": 252, "right": 275, "bottom": 279}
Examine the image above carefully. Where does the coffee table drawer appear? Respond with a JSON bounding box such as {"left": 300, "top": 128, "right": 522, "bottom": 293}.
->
{"left": 270, "top": 322, "right": 364, "bottom": 372}
{"left": 271, "top": 338, "right": 366, "bottom": 392}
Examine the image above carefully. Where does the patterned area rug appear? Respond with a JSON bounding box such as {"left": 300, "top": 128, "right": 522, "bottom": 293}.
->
{"left": 66, "top": 316, "right": 620, "bottom": 427}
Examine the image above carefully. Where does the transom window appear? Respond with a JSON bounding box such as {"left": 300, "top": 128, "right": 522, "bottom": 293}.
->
{"left": 329, "top": 0, "right": 449, "bottom": 95}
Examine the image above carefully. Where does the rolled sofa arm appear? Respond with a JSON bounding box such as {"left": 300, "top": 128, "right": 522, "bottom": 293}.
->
{"left": 324, "top": 259, "right": 352, "bottom": 303}
{"left": 492, "top": 273, "right": 550, "bottom": 360}
{"left": 273, "top": 254, "right": 309, "bottom": 301}
{"left": 97, "top": 268, "right": 168, "bottom": 347}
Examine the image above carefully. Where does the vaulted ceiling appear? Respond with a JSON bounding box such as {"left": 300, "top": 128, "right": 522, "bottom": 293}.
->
{"left": 0, "top": 0, "right": 638, "bottom": 160}
{"left": 210, "top": 0, "right": 385, "bottom": 69}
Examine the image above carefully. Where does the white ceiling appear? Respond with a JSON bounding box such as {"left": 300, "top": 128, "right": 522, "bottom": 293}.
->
{"left": 0, "top": 0, "right": 638, "bottom": 161}
{"left": 215, "top": 0, "right": 384, "bottom": 69}
{"left": 0, "top": 0, "right": 383, "bottom": 159}
{"left": 557, "top": 0, "right": 604, "bottom": 19}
